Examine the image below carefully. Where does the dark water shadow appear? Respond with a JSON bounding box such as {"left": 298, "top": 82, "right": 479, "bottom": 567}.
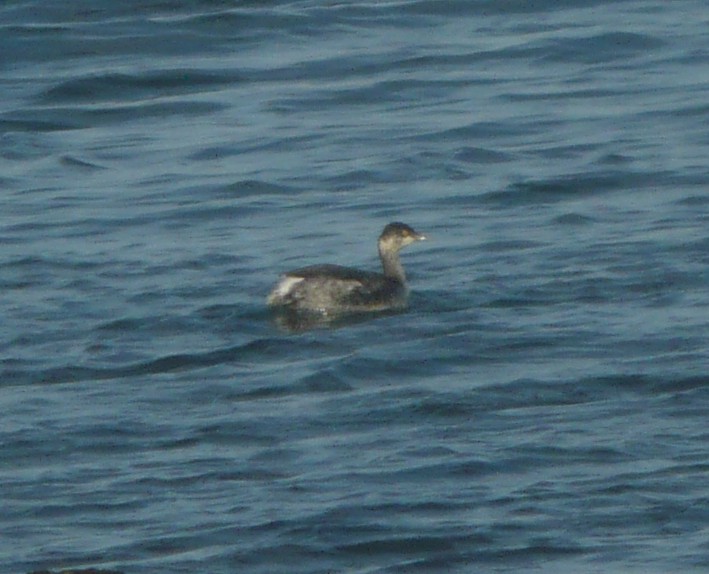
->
{"left": 269, "top": 307, "right": 406, "bottom": 333}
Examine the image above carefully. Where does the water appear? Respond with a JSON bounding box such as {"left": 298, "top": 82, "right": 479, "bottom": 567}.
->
{"left": 1, "top": 1, "right": 708, "bottom": 573}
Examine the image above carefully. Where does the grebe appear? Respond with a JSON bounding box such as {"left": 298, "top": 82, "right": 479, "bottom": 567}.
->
{"left": 267, "top": 222, "right": 426, "bottom": 315}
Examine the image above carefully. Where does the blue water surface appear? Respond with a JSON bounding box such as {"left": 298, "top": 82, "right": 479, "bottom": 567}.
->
{"left": 1, "top": 1, "right": 708, "bottom": 573}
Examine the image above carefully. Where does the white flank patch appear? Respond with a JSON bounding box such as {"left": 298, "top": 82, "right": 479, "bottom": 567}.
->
{"left": 267, "top": 276, "right": 304, "bottom": 304}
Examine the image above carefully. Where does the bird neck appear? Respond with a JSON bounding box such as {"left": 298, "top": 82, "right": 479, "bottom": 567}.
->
{"left": 379, "top": 245, "right": 405, "bottom": 282}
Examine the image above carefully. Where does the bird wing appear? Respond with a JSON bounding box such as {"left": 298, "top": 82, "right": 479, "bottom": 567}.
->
{"left": 285, "top": 264, "right": 383, "bottom": 285}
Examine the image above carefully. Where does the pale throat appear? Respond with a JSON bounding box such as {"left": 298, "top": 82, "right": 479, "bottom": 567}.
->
{"left": 379, "top": 240, "right": 406, "bottom": 281}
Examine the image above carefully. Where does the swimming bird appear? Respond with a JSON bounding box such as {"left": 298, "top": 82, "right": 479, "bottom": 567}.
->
{"left": 267, "top": 222, "right": 426, "bottom": 315}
